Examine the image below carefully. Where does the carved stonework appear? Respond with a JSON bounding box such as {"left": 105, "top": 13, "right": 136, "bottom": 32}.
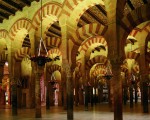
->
{"left": 110, "top": 57, "right": 123, "bottom": 68}
{"left": 62, "top": 64, "right": 72, "bottom": 77}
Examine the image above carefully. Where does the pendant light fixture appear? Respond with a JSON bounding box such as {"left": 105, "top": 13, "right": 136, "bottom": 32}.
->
{"left": 30, "top": 0, "right": 52, "bottom": 66}
{"left": 103, "top": 63, "right": 113, "bottom": 80}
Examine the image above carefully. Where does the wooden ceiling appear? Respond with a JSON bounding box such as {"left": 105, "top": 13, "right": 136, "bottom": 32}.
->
{"left": 77, "top": 4, "right": 107, "bottom": 28}
{"left": 46, "top": 21, "right": 61, "bottom": 38}
{"left": 0, "top": 0, "right": 39, "bottom": 23}
{"left": 124, "top": 0, "right": 150, "bottom": 15}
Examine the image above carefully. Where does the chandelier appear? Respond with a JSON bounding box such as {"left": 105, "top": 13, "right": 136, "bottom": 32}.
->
{"left": 130, "top": 72, "right": 136, "bottom": 85}
{"left": 49, "top": 73, "right": 57, "bottom": 85}
{"left": 103, "top": 64, "right": 113, "bottom": 80}
{"left": 30, "top": 0, "right": 52, "bottom": 66}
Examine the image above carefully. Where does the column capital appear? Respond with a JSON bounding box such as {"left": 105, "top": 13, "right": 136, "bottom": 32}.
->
{"left": 62, "top": 63, "right": 72, "bottom": 77}
{"left": 110, "top": 56, "right": 123, "bottom": 68}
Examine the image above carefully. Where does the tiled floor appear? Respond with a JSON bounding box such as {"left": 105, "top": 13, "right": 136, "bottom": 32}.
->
{"left": 0, "top": 103, "right": 150, "bottom": 120}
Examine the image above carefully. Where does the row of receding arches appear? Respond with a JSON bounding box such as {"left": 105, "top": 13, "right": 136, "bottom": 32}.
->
{"left": 0, "top": 1, "right": 150, "bottom": 110}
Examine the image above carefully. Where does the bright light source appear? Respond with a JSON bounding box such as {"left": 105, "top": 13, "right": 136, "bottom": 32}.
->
{"left": 5, "top": 62, "right": 8, "bottom": 66}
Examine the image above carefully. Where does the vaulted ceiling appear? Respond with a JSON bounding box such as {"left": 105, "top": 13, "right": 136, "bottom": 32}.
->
{"left": 0, "top": 0, "right": 39, "bottom": 23}
{"left": 124, "top": 0, "right": 150, "bottom": 15}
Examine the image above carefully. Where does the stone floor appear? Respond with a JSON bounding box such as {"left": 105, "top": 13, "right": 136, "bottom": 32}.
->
{"left": 0, "top": 103, "right": 150, "bottom": 120}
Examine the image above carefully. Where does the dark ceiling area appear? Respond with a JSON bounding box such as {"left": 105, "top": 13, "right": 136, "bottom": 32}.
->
{"left": 0, "top": 0, "right": 39, "bottom": 23}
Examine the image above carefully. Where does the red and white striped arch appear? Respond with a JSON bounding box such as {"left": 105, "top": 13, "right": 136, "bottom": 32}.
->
{"left": 126, "top": 52, "right": 140, "bottom": 60}
{"left": 78, "top": 36, "right": 107, "bottom": 53}
{"left": 14, "top": 47, "right": 31, "bottom": 62}
{"left": 70, "top": 23, "right": 108, "bottom": 46}
{"left": 94, "top": 64, "right": 106, "bottom": 71}
{"left": 122, "top": 4, "right": 150, "bottom": 32}
{"left": 86, "top": 55, "right": 108, "bottom": 69}
{"left": 122, "top": 4, "right": 150, "bottom": 42}
{"left": 63, "top": 0, "right": 105, "bottom": 31}
{"left": 143, "top": 23, "right": 150, "bottom": 33}
{"left": 92, "top": 69, "right": 105, "bottom": 77}
{"left": 32, "top": 2, "right": 62, "bottom": 30}
{"left": 129, "top": 22, "right": 150, "bottom": 38}
{"left": 48, "top": 64, "right": 61, "bottom": 74}
{"left": 61, "top": 0, "right": 84, "bottom": 16}
{"left": 0, "top": 29, "right": 8, "bottom": 39}
{"left": 9, "top": 18, "right": 32, "bottom": 41}
{"left": 47, "top": 48, "right": 62, "bottom": 56}
{"left": 45, "top": 37, "right": 61, "bottom": 48}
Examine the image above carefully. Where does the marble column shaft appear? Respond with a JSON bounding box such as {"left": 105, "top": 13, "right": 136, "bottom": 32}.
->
{"left": 35, "top": 65, "right": 44, "bottom": 118}
{"left": 111, "top": 63, "right": 122, "bottom": 120}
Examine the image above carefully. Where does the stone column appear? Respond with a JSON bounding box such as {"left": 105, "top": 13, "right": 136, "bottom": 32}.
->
{"left": 11, "top": 60, "right": 21, "bottom": 115}
{"left": 0, "top": 66, "right": 4, "bottom": 106}
{"left": 99, "top": 84, "right": 103, "bottom": 103}
{"left": 49, "top": 82, "right": 55, "bottom": 106}
{"left": 129, "top": 84, "right": 133, "bottom": 108}
{"left": 0, "top": 90, "right": 5, "bottom": 106}
{"left": 79, "top": 86, "right": 84, "bottom": 105}
{"left": 15, "top": 62, "right": 21, "bottom": 108}
{"left": 61, "top": 70, "right": 67, "bottom": 109}
{"left": 34, "top": 64, "right": 44, "bottom": 118}
{"left": 104, "top": 0, "right": 125, "bottom": 119}
{"left": 46, "top": 81, "right": 50, "bottom": 109}
{"left": 59, "top": 21, "right": 74, "bottom": 110}
{"left": 123, "top": 73, "right": 128, "bottom": 105}
{"left": 46, "top": 70, "right": 51, "bottom": 109}
{"left": 58, "top": 81, "right": 62, "bottom": 106}
{"left": 107, "top": 80, "right": 113, "bottom": 109}
{"left": 74, "top": 70, "right": 79, "bottom": 106}
{"left": 134, "top": 84, "right": 138, "bottom": 104}
{"left": 84, "top": 70, "right": 89, "bottom": 111}
{"left": 94, "top": 78, "right": 97, "bottom": 105}
{"left": 142, "top": 81, "right": 149, "bottom": 113}
{"left": 139, "top": 46, "right": 149, "bottom": 113}
{"left": 91, "top": 89, "right": 93, "bottom": 107}
{"left": 30, "top": 62, "right": 36, "bottom": 108}
{"left": 111, "top": 60, "right": 122, "bottom": 120}
{"left": 123, "top": 86, "right": 128, "bottom": 105}
{"left": 63, "top": 63, "right": 73, "bottom": 120}
{"left": 148, "top": 86, "right": 150, "bottom": 100}
{"left": 59, "top": 14, "right": 75, "bottom": 119}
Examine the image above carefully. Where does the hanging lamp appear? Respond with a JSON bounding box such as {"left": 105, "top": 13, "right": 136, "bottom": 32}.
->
{"left": 103, "top": 64, "right": 113, "bottom": 80}
{"left": 30, "top": 0, "right": 52, "bottom": 66}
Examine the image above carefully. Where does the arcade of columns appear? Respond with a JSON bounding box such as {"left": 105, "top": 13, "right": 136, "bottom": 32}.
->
{"left": 0, "top": 0, "right": 150, "bottom": 120}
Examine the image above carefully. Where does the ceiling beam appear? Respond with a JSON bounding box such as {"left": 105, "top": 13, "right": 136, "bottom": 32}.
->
{"left": 95, "top": 5, "right": 107, "bottom": 16}
{"left": 80, "top": 15, "right": 91, "bottom": 24}
{"left": 20, "top": 0, "right": 31, "bottom": 6}
{"left": 51, "top": 23, "right": 61, "bottom": 31}
{"left": 45, "top": 31, "right": 60, "bottom": 38}
{"left": 86, "top": 9, "right": 106, "bottom": 25}
{"left": 0, "top": 11, "right": 9, "bottom": 19}
{"left": 77, "top": 22, "right": 83, "bottom": 28}
{"left": 47, "top": 29, "right": 61, "bottom": 37}
{"left": 0, "top": 4, "right": 15, "bottom": 15}
{"left": 127, "top": 0, "right": 135, "bottom": 10}
{"left": 48, "top": 26, "right": 61, "bottom": 33}
{"left": 2, "top": 0, "right": 22, "bottom": 11}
